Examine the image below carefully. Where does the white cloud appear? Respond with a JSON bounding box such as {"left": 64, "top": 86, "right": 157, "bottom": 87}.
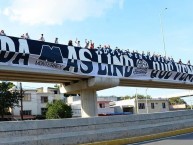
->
{"left": 2, "top": 0, "right": 124, "bottom": 25}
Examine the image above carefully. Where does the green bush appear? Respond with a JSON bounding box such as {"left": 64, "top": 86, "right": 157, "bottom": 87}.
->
{"left": 46, "top": 100, "right": 72, "bottom": 119}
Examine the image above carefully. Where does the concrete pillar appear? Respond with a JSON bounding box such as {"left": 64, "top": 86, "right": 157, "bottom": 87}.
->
{"left": 80, "top": 89, "right": 97, "bottom": 117}
{"left": 60, "top": 77, "right": 120, "bottom": 118}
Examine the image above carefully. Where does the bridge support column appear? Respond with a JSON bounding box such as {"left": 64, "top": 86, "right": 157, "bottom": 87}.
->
{"left": 60, "top": 77, "right": 120, "bottom": 117}
{"left": 80, "top": 89, "right": 97, "bottom": 117}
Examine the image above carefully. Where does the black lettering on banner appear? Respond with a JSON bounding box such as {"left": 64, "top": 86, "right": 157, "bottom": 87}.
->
{"left": 123, "top": 55, "right": 134, "bottom": 67}
{"left": 107, "top": 64, "right": 112, "bottom": 76}
{"left": 98, "top": 64, "right": 107, "bottom": 75}
{"left": 63, "top": 59, "right": 78, "bottom": 72}
{"left": 174, "top": 72, "right": 181, "bottom": 80}
{"left": 150, "top": 70, "right": 159, "bottom": 78}
{"left": 0, "top": 36, "right": 16, "bottom": 52}
{"left": 2, "top": 35, "right": 193, "bottom": 84}
{"left": 39, "top": 45, "right": 63, "bottom": 63}
{"left": 182, "top": 65, "right": 188, "bottom": 73}
{"left": 153, "top": 61, "right": 160, "bottom": 70}
{"left": 80, "top": 61, "right": 93, "bottom": 73}
{"left": 35, "top": 60, "right": 62, "bottom": 69}
{"left": 175, "top": 63, "right": 183, "bottom": 73}
{"left": 124, "top": 66, "right": 133, "bottom": 77}
{"left": 12, "top": 53, "right": 29, "bottom": 65}
{"left": 183, "top": 74, "right": 193, "bottom": 82}
{"left": 0, "top": 51, "right": 14, "bottom": 62}
{"left": 113, "top": 65, "right": 123, "bottom": 76}
{"left": 158, "top": 71, "right": 167, "bottom": 79}
{"left": 164, "top": 72, "right": 172, "bottom": 79}
{"left": 79, "top": 48, "right": 93, "bottom": 73}
{"left": 179, "top": 73, "right": 188, "bottom": 81}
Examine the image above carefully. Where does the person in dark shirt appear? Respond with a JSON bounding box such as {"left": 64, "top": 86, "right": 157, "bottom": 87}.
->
{"left": 178, "top": 59, "right": 182, "bottom": 64}
{"left": 21, "top": 34, "right": 25, "bottom": 38}
{"left": 187, "top": 60, "right": 191, "bottom": 65}
{"left": 0, "top": 30, "right": 6, "bottom": 35}
{"left": 68, "top": 40, "right": 73, "bottom": 46}
{"left": 55, "top": 38, "right": 59, "bottom": 44}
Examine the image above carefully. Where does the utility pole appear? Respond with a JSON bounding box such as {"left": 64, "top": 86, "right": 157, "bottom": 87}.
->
{"left": 146, "top": 88, "right": 149, "bottom": 114}
{"left": 160, "top": 8, "right": 167, "bottom": 57}
{"left": 20, "top": 82, "right": 24, "bottom": 120}
{"left": 189, "top": 90, "right": 192, "bottom": 110}
{"left": 135, "top": 88, "right": 138, "bottom": 114}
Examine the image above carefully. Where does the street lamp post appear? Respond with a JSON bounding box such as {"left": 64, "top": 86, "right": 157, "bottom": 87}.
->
{"left": 189, "top": 90, "right": 192, "bottom": 110}
{"left": 146, "top": 88, "right": 149, "bottom": 114}
{"left": 136, "top": 88, "right": 138, "bottom": 114}
{"left": 160, "top": 8, "right": 167, "bottom": 57}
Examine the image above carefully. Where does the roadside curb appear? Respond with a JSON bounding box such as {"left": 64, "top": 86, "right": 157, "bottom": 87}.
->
{"left": 82, "top": 127, "right": 193, "bottom": 145}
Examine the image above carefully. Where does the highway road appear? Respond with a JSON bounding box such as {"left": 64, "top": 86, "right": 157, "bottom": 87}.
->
{"left": 129, "top": 132, "right": 193, "bottom": 145}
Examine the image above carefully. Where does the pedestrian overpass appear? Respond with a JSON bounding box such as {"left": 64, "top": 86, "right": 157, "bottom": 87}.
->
{"left": 1, "top": 35, "right": 193, "bottom": 117}
{"left": 157, "top": 90, "right": 193, "bottom": 99}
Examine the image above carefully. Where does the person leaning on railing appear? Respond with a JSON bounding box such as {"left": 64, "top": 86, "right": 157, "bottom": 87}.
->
{"left": 39, "top": 34, "right": 45, "bottom": 42}
{"left": 0, "top": 30, "right": 6, "bottom": 35}
{"left": 68, "top": 40, "right": 73, "bottom": 46}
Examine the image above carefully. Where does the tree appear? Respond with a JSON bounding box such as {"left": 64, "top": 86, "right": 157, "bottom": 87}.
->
{"left": 132, "top": 94, "right": 152, "bottom": 99}
{"left": 118, "top": 94, "right": 152, "bottom": 100}
{"left": 46, "top": 100, "right": 72, "bottom": 119}
{"left": 169, "top": 97, "right": 187, "bottom": 105}
{"left": 0, "top": 82, "right": 20, "bottom": 120}
{"left": 119, "top": 95, "right": 131, "bottom": 100}
{"left": 54, "top": 84, "right": 59, "bottom": 88}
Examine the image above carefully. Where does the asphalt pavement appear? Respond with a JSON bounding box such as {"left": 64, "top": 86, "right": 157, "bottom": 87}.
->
{"left": 129, "top": 132, "right": 193, "bottom": 145}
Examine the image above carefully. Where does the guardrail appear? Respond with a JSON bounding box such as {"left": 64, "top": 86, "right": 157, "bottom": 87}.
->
{"left": 0, "top": 110, "right": 193, "bottom": 145}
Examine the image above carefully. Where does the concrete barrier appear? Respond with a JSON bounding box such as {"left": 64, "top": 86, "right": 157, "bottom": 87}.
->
{"left": 0, "top": 110, "right": 193, "bottom": 145}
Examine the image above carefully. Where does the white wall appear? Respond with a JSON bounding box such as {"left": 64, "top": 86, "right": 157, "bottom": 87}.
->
{"left": 137, "top": 99, "right": 169, "bottom": 114}
{"left": 68, "top": 96, "right": 116, "bottom": 117}
{"left": 111, "top": 99, "right": 169, "bottom": 114}
{"left": 13, "top": 88, "right": 64, "bottom": 116}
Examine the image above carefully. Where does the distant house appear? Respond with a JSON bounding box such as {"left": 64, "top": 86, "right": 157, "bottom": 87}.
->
{"left": 67, "top": 96, "right": 117, "bottom": 117}
{"left": 110, "top": 98, "right": 169, "bottom": 114}
{"left": 169, "top": 104, "right": 186, "bottom": 110}
{"left": 12, "top": 87, "right": 64, "bottom": 119}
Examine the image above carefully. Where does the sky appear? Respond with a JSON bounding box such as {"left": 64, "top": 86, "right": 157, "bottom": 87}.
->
{"left": 1, "top": 0, "right": 193, "bottom": 103}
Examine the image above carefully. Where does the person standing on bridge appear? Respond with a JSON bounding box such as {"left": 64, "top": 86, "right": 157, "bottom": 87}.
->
{"left": 39, "top": 34, "right": 45, "bottom": 42}
{"left": 75, "top": 38, "right": 81, "bottom": 47}
{"left": 25, "top": 33, "right": 30, "bottom": 39}
{"left": 55, "top": 38, "right": 59, "bottom": 44}
{"left": 68, "top": 40, "right": 73, "bottom": 46}
{"left": 90, "top": 40, "right": 94, "bottom": 49}
{"left": 85, "top": 39, "right": 89, "bottom": 49}
{"left": 0, "top": 30, "right": 6, "bottom": 35}
{"left": 178, "top": 59, "right": 182, "bottom": 64}
{"left": 187, "top": 60, "right": 191, "bottom": 65}
{"left": 21, "top": 34, "right": 25, "bottom": 38}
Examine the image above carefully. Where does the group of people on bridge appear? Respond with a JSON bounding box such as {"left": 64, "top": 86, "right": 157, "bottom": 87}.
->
{"left": 0, "top": 29, "right": 191, "bottom": 66}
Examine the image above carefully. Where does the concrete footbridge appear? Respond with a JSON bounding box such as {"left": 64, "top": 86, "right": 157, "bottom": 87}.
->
{"left": 1, "top": 35, "right": 193, "bottom": 117}
{"left": 157, "top": 90, "right": 193, "bottom": 99}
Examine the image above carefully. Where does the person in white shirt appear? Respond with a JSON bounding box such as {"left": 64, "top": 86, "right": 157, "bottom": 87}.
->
{"left": 75, "top": 38, "right": 81, "bottom": 47}
{"left": 39, "top": 34, "right": 45, "bottom": 41}
{"left": 85, "top": 39, "right": 89, "bottom": 48}
{"left": 21, "top": 34, "right": 25, "bottom": 38}
{"left": 0, "top": 30, "right": 6, "bottom": 35}
{"left": 25, "top": 33, "right": 30, "bottom": 39}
